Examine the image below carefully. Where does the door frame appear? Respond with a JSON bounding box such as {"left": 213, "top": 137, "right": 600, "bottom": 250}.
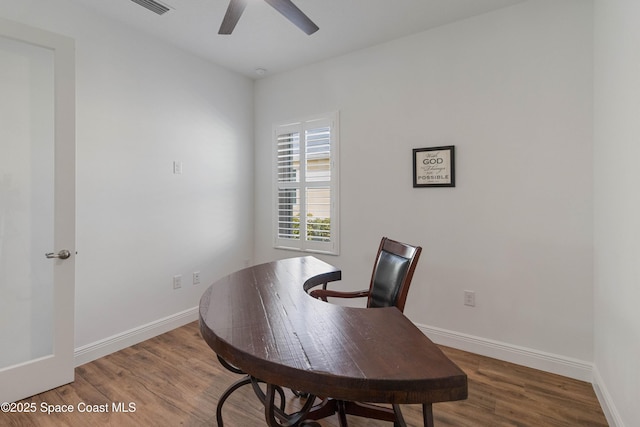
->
{"left": 0, "top": 17, "right": 75, "bottom": 403}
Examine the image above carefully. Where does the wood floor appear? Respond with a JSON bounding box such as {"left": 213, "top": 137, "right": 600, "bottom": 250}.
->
{"left": 2, "top": 321, "right": 607, "bottom": 427}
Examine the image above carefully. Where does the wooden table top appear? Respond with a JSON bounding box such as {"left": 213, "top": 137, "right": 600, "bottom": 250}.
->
{"left": 199, "top": 256, "right": 467, "bottom": 404}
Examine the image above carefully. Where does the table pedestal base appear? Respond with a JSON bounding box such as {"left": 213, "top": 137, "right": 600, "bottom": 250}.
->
{"left": 216, "top": 353, "right": 435, "bottom": 427}
{"left": 304, "top": 398, "right": 421, "bottom": 427}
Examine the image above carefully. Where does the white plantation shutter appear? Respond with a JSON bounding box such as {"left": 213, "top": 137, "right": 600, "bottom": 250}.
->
{"left": 276, "top": 130, "right": 300, "bottom": 241}
{"left": 274, "top": 113, "right": 339, "bottom": 254}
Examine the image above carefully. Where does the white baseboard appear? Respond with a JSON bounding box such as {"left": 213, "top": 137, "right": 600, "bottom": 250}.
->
{"left": 74, "top": 307, "right": 199, "bottom": 367}
{"left": 592, "top": 366, "right": 624, "bottom": 427}
{"left": 416, "top": 323, "right": 594, "bottom": 383}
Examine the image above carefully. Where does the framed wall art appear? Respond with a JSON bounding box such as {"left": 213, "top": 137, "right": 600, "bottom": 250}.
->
{"left": 413, "top": 145, "right": 455, "bottom": 188}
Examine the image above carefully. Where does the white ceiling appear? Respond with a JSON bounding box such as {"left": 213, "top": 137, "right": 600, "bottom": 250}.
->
{"left": 72, "top": 0, "right": 525, "bottom": 78}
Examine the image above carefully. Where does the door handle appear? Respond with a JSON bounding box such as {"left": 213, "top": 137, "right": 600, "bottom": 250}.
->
{"left": 45, "top": 249, "right": 71, "bottom": 260}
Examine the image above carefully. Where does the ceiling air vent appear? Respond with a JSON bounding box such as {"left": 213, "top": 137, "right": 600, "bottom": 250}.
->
{"left": 130, "top": 0, "right": 170, "bottom": 15}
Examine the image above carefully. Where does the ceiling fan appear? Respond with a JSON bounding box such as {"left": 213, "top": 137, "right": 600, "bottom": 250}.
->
{"left": 219, "top": 0, "right": 319, "bottom": 35}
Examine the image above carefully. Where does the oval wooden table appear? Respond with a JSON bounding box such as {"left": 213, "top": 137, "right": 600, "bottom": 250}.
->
{"left": 199, "top": 256, "right": 467, "bottom": 426}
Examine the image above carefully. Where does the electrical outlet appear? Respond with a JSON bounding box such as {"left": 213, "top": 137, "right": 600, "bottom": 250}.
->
{"left": 173, "top": 275, "right": 182, "bottom": 289}
{"left": 464, "top": 290, "right": 476, "bottom": 307}
{"left": 193, "top": 271, "right": 200, "bottom": 285}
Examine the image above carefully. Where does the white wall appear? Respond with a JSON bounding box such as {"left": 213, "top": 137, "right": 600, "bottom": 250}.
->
{"left": 255, "top": 0, "right": 594, "bottom": 374}
{"left": 593, "top": 1, "right": 640, "bottom": 426}
{"left": 0, "top": 0, "right": 254, "bottom": 355}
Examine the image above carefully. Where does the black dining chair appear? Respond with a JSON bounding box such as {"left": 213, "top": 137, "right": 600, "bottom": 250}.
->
{"left": 310, "top": 236, "right": 422, "bottom": 312}
{"left": 306, "top": 236, "right": 422, "bottom": 426}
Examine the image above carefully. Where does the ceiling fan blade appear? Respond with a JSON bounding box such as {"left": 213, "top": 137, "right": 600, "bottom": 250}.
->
{"left": 263, "top": 0, "right": 319, "bottom": 35}
{"left": 218, "top": 0, "right": 248, "bottom": 35}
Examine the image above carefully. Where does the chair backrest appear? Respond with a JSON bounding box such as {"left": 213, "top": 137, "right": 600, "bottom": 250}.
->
{"left": 367, "top": 237, "right": 422, "bottom": 312}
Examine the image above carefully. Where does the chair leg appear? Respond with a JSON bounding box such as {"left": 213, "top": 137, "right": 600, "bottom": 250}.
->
{"left": 337, "top": 400, "right": 349, "bottom": 427}
{"left": 392, "top": 404, "right": 407, "bottom": 427}
{"left": 423, "top": 404, "right": 434, "bottom": 427}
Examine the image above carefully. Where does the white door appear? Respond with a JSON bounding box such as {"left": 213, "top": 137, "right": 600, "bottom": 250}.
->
{"left": 0, "top": 18, "right": 75, "bottom": 403}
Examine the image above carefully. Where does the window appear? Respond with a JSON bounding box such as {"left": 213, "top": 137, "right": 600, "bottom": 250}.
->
{"left": 273, "top": 112, "right": 339, "bottom": 254}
